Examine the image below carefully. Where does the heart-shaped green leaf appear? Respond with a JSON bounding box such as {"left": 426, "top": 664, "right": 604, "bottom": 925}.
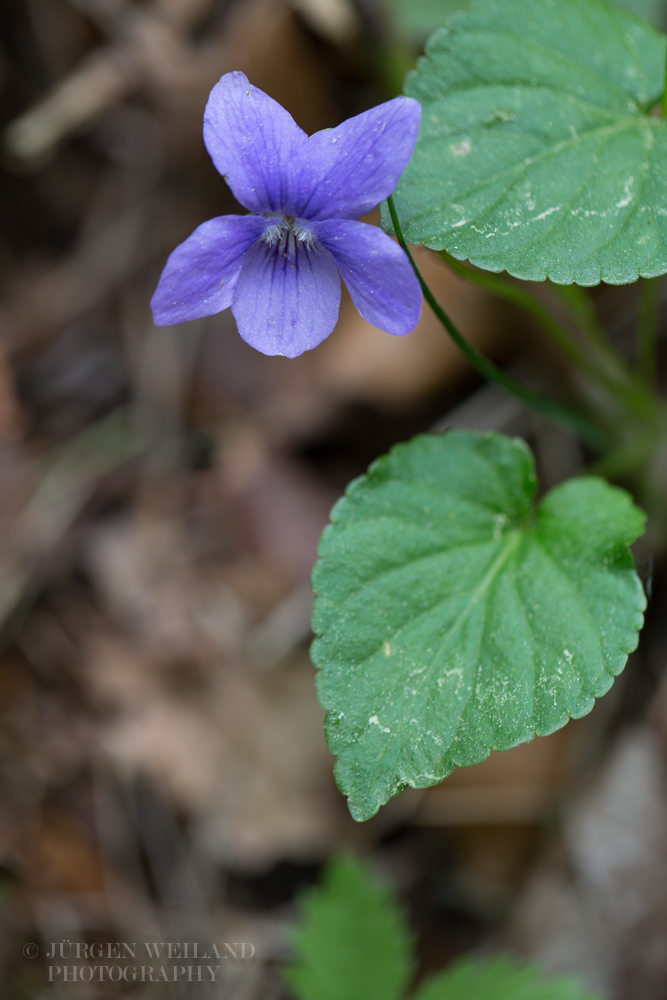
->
{"left": 387, "top": 0, "right": 667, "bottom": 284}
{"left": 311, "top": 431, "right": 646, "bottom": 821}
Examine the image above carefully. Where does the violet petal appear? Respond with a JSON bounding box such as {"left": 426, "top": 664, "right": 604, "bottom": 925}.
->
{"left": 232, "top": 234, "right": 341, "bottom": 357}
{"left": 291, "top": 97, "right": 421, "bottom": 221}
{"left": 151, "top": 214, "right": 269, "bottom": 326}
{"left": 204, "top": 72, "right": 308, "bottom": 215}
{"left": 310, "top": 219, "right": 422, "bottom": 335}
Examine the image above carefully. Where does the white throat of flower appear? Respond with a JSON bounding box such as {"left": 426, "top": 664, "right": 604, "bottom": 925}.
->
{"left": 262, "top": 213, "right": 314, "bottom": 249}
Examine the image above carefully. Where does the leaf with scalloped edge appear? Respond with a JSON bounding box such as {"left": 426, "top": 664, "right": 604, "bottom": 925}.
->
{"left": 385, "top": 0, "right": 667, "bottom": 284}
{"left": 311, "top": 431, "right": 646, "bottom": 821}
{"left": 286, "top": 855, "right": 412, "bottom": 1000}
{"left": 285, "top": 856, "right": 599, "bottom": 1000}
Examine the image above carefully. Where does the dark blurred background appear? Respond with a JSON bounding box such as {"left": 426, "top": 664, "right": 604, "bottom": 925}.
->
{"left": 2, "top": 1, "right": 667, "bottom": 997}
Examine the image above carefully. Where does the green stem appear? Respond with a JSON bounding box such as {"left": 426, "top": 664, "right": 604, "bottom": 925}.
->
{"left": 552, "top": 283, "right": 647, "bottom": 393}
{"left": 442, "top": 254, "right": 652, "bottom": 415}
{"left": 387, "top": 196, "right": 605, "bottom": 449}
{"left": 586, "top": 428, "right": 658, "bottom": 480}
{"left": 440, "top": 251, "right": 602, "bottom": 378}
{"left": 551, "top": 283, "right": 607, "bottom": 350}
{"left": 637, "top": 276, "right": 659, "bottom": 387}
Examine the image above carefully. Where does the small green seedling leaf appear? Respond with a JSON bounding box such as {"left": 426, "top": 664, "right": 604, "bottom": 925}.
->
{"left": 386, "top": 0, "right": 667, "bottom": 284}
{"left": 414, "top": 956, "right": 599, "bottom": 1000}
{"left": 311, "top": 431, "right": 646, "bottom": 821}
{"left": 286, "top": 855, "right": 412, "bottom": 1000}
{"left": 285, "top": 857, "right": 599, "bottom": 1000}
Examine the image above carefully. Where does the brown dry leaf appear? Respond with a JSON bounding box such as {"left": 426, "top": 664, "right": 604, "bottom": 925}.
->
{"left": 237, "top": 454, "right": 338, "bottom": 586}
{"left": 83, "top": 513, "right": 203, "bottom": 658}
{"left": 5, "top": 0, "right": 334, "bottom": 164}
{"left": 0, "top": 412, "right": 144, "bottom": 630}
{"left": 289, "top": 0, "right": 360, "bottom": 43}
{"left": 0, "top": 349, "right": 25, "bottom": 442}
{"left": 400, "top": 728, "right": 574, "bottom": 904}
{"left": 80, "top": 625, "right": 345, "bottom": 870}
{"left": 196, "top": 656, "right": 339, "bottom": 870}
{"left": 20, "top": 808, "right": 106, "bottom": 896}
{"left": 81, "top": 467, "right": 324, "bottom": 658}
{"left": 504, "top": 725, "right": 667, "bottom": 1000}
{"left": 412, "top": 728, "right": 571, "bottom": 827}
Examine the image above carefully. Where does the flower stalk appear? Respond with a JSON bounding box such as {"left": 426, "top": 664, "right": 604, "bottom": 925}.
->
{"left": 386, "top": 195, "right": 606, "bottom": 449}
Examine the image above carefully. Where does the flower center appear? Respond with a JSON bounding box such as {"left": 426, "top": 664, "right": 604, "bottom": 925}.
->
{"left": 262, "top": 213, "right": 314, "bottom": 248}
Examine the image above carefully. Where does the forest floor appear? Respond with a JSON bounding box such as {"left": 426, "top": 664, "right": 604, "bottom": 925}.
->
{"left": 1, "top": 1, "right": 667, "bottom": 998}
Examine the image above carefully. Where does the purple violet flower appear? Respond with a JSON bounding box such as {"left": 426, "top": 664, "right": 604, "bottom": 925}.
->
{"left": 151, "top": 72, "right": 423, "bottom": 358}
